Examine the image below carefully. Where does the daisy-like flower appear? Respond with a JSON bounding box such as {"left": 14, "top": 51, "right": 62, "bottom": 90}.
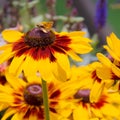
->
{"left": 72, "top": 88, "right": 120, "bottom": 120}
{"left": 0, "top": 21, "right": 92, "bottom": 81}
{"left": 0, "top": 72, "right": 70, "bottom": 120}
{"left": 70, "top": 62, "right": 106, "bottom": 103}
{"left": 95, "top": 33, "right": 120, "bottom": 91}
{"left": 63, "top": 65, "right": 120, "bottom": 120}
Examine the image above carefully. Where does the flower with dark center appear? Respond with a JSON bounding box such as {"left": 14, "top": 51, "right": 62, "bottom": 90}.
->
{"left": 74, "top": 89, "right": 90, "bottom": 103}
{"left": 24, "top": 84, "right": 43, "bottom": 106}
{"left": 96, "top": 50, "right": 120, "bottom": 91}
{"left": 0, "top": 21, "right": 92, "bottom": 81}
{"left": 71, "top": 87, "right": 120, "bottom": 120}
{"left": 63, "top": 65, "right": 120, "bottom": 119}
{"left": 0, "top": 72, "right": 68, "bottom": 120}
{"left": 24, "top": 27, "right": 56, "bottom": 47}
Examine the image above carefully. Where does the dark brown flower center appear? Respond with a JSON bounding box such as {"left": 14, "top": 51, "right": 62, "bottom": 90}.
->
{"left": 74, "top": 89, "right": 90, "bottom": 103}
{"left": 24, "top": 84, "right": 43, "bottom": 106}
{"left": 24, "top": 26, "right": 56, "bottom": 47}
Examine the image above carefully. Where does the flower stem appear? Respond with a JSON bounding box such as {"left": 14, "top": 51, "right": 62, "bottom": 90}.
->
{"left": 42, "top": 79, "right": 50, "bottom": 120}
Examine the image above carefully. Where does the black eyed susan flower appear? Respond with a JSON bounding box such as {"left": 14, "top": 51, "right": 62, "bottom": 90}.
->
{"left": 62, "top": 65, "right": 120, "bottom": 120}
{"left": 0, "top": 72, "right": 70, "bottom": 120}
{"left": 0, "top": 22, "right": 92, "bottom": 81}
{"left": 72, "top": 89, "right": 120, "bottom": 120}
{"left": 69, "top": 62, "right": 105, "bottom": 103}
{"left": 96, "top": 33, "right": 120, "bottom": 90}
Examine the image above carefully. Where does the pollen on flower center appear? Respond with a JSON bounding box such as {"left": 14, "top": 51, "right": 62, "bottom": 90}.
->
{"left": 24, "top": 84, "right": 43, "bottom": 106}
{"left": 24, "top": 26, "right": 56, "bottom": 47}
{"left": 74, "top": 89, "right": 90, "bottom": 103}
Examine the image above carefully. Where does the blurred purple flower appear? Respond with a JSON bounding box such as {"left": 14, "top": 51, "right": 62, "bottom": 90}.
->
{"left": 95, "top": 0, "right": 108, "bottom": 31}
{"left": 71, "top": 8, "right": 78, "bottom": 16}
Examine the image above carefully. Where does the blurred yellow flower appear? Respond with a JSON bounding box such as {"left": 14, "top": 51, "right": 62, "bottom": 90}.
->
{"left": 0, "top": 72, "right": 70, "bottom": 120}
{"left": 104, "top": 33, "right": 120, "bottom": 61}
{"left": 61, "top": 64, "right": 120, "bottom": 120}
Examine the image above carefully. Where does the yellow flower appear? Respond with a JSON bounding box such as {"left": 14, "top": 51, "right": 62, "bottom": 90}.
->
{"left": 61, "top": 65, "right": 120, "bottom": 120}
{"left": 0, "top": 22, "right": 92, "bottom": 81}
{"left": 72, "top": 89, "right": 120, "bottom": 120}
{"left": 69, "top": 62, "right": 105, "bottom": 103}
{"left": 96, "top": 53, "right": 120, "bottom": 91}
{"left": 104, "top": 32, "right": 120, "bottom": 61}
{"left": 0, "top": 72, "right": 70, "bottom": 120}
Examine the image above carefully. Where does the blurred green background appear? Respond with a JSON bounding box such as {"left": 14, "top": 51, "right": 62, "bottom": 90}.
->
{"left": 92, "top": 0, "right": 120, "bottom": 37}
{"left": 0, "top": 0, "right": 120, "bottom": 37}
{"left": 41, "top": 0, "right": 120, "bottom": 37}
{"left": 107, "top": 0, "right": 120, "bottom": 37}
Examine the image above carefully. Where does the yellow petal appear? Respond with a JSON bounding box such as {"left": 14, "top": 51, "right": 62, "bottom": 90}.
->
{"left": 50, "top": 112, "right": 69, "bottom": 120}
{"left": 73, "top": 106, "right": 89, "bottom": 120}
{"left": 59, "top": 31, "right": 85, "bottom": 36}
{"left": 0, "top": 93, "right": 14, "bottom": 103}
{"left": 56, "top": 53, "right": 70, "bottom": 71}
{"left": 0, "top": 44, "right": 12, "bottom": 50}
{"left": 1, "top": 108, "right": 16, "bottom": 120}
{"left": 91, "top": 107, "right": 103, "bottom": 118}
{"left": 29, "top": 114, "right": 38, "bottom": 120}
{"left": 68, "top": 31, "right": 85, "bottom": 36}
{"left": 100, "top": 104, "right": 120, "bottom": 117}
{"left": 108, "top": 92, "right": 120, "bottom": 103}
{"left": 97, "top": 53, "right": 111, "bottom": 67}
{"left": 107, "top": 33, "right": 120, "bottom": 57}
{"left": 66, "top": 50, "right": 83, "bottom": 61}
{"left": 90, "top": 81, "right": 105, "bottom": 103}
{"left": 52, "top": 62, "right": 68, "bottom": 81}
{"left": 70, "top": 36, "right": 92, "bottom": 43}
{"left": 55, "top": 53, "right": 70, "bottom": 80}
{"left": 69, "top": 44, "right": 93, "bottom": 54}
{"left": 0, "top": 104, "right": 8, "bottom": 111}
{"left": 9, "top": 55, "right": 26, "bottom": 75}
{"left": 90, "top": 118, "right": 99, "bottom": 120}
{"left": 11, "top": 113, "right": 23, "bottom": 120}
{"left": 2, "top": 30, "right": 24, "bottom": 42}
{"left": 56, "top": 101, "right": 72, "bottom": 117}
{"left": 106, "top": 36, "right": 114, "bottom": 50}
{"left": 22, "top": 56, "right": 38, "bottom": 77}
{"left": 103, "top": 46, "right": 120, "bottom": 61}
{"left": 111, "top": 63, "right": 120, "bottom": 78}
{"left": 0, "top": 48, "right": 14, "bottom": 64}
{"left": 38, "top": 59, "right": 55, "bottom": 81}
{"left": 0, "top": 84, "right": 13, "bottom": 94}
{"left": 5, "top": 72, "right": 23, "bottom": 89}
{"left": 96, "top": 65, "right": 113, "bottom": 79}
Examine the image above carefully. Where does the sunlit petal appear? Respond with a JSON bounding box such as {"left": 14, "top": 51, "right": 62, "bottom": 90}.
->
{"left": 2, "top": 30, "right": 24, "bottom": 42}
